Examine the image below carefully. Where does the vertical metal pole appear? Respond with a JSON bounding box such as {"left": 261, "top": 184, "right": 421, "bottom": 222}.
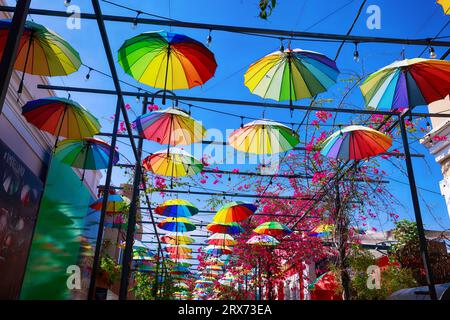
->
{"left": 118, "top": 95, "right": 147, "bottom": 300}
{"left": 87, "top": 99, "right": 122, "bottom": 300}
{"left": 0, "top": 0, "right": 31, "bottom": 115}
{"left": 399, "top": 114, "right": 437, "bottom": 300}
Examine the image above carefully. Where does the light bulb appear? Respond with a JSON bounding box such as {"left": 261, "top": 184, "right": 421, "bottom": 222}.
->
{"left": 353, "top": 42, "right": 360, "bottom": 62}
{"left": 131, "top": 20, "right": 138, "bottom": 30}
{"left": 206, "top": 30, "right": 212, "bottom": 47}
{"left": 429, "top": 46, "right": 437, "bottom": 59}
{"left": 64, "top": 0, "right": 71, "bottom": 7}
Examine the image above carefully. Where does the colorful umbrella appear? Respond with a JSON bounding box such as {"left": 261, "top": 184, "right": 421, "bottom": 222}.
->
{"left": 165, "top": 245, "right": 193, "bottom": 255}
{"left": 360, "top": 58, "right": 450, "bottom": 110}
{"left": 244, "top": 48, "right": 339, "bottom": 106}
{"left": 309, "top": 224, "right": 333, "bottom": 237}
{"left": 207, "top": 233, "right": 236, "bottom": 246}
{"left": 161, "top": 233, "right": 195, "bottom": 245}
{"left": 213, "top": 201, "right": 257, "bottom": 223}
{"left": 55, "top": 138, "right": 119, "bottom": 180}
{"left": 22, "top": 97, "right": 100, "bottom": 146}
{"left": 246, "top": 234, "right": 280, "bottom": 246}
{"left": 155, "top": 199, "right": 199, "bottom": 217}
{"left": 205, "top": 265, "right": 223, "bottom": 271}
{"left": 254, "top": 221, "right": 292, "bottom": 236}
{"left": 118, "top": 31, "right": 217, "bottom": 102}
{"left": 228, "top": 119, "right": 299, "bottom": 154}
{"left": 158, "top": 217, "right": 196, "bottom": 232}
{"left": 0, "top": 20, "right": 81, "bottom": 93}
{"left": 437, "top": 0, "right": 450, "bottom": 14}
{"left": 169, "top": 252, "right": 193, "bottom": 260}
{"left": 320, "top": 125, "right": 392, "bottom": 161}
{"left": 204, "top": 245, "right": 233, "bottom": 255}
{"left": 143, "top": 147, "right": 203, "bottom": 187}
{"left": 206, "top": 222, "right": 244, "bottom": 235}
{"left": 134, "top": 107, "right": 205, "bottom": 145}
{"left": 89, "top": 194, "right": 130, "bottom": 214}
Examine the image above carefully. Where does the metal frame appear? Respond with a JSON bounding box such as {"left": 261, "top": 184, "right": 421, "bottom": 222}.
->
{"left": 0, "top": 1, "right": 447, "bottom": 300}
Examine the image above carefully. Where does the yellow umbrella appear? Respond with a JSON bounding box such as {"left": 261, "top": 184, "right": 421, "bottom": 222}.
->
{"left": 438, "top": 0, "right": 450, "bottom": 14}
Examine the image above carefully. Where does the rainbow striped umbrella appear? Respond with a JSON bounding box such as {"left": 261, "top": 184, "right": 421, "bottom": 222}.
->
{"left": 206, "top": 222, "right": 244, "bottom": 235}
{"left": 89, "top": 194, "right": 130, "bottom": 214}
{"left": 254, "top": 221, "right": 292, "bottom": 236}
{"left": 55, "top": 138, "right": 119, "bottom": 180}
{"left": 118, "top": 31, "right": 217, "bottom": 101}
{"left": 320, "top": 125, "right": 392, "bottom": 161}
{"left": 204, "top": 245, "right": 233, "bottom": 255}
{"left": 161, "top": 233, "right": 195, "bottom": 245}
{"left": 213, "top": 201, "right": 257, "bottom": 223}
{"left": 228, "top": 119, "right": 299, "bottom": 154}
{"left": 169, "top": 252, "right": 193, "bottom": 260}
{"left": 143, "top": 148, "right": 203, "bottom": 187}
{"left": 134, "top": 107, "right": 205, "bottom": 145}
{"left": 155, "top": 199, "right": 199, "bottom": 217}
{"left": 309, "top": 224, "right": 333, "bottom": 237}
{"left": 22, "top": 98, "right": 100, "bottom": 143}
{"left": 207, "top": 233, "right": 236, "bottom": 246}
{"left": 0, "top": 20, "right": 81, "bottom": 93}
{"left": 244, "top": 48, "right": 339, "bottom": 104}
{"left": 360, "top": 58, "right": 450, "bottom": 110}
{"left": 165, "top": 245, "right": 193, "bottom": 255}
{"left": 158, "top": 217, "right": 196, "bottom": 232}
{"left": 247, "top": 234, "right": 280, "bottom": 246}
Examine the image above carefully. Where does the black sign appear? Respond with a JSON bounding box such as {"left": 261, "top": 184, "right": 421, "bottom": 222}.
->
{"left": 0, "top": 139, "right": 43, "bottom": 299}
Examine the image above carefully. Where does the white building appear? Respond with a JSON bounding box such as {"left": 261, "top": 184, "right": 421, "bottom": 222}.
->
{"left": 420, "top": 96, "right": 450, "bottom": 219}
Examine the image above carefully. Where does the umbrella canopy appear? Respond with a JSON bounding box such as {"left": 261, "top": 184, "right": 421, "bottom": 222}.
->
{"left": 155, "top": 199, "right": 199, "bottom": 217}
{"left": 22, "top": 97, "right": 100, "bottom": 141}
{"left": 213, "top": 201, "right": 257, "bottom": 223}
{"left": 161, "top": 233, "right": 195, "bottom": 245}
{"left": 158, "top": 217, "right": 196, "bottom": 232}
{"left": 169, "top": 252, "right": 193, "bottom": 260}
{"left": 55, "top": 138, "right": 119, "bottom": 180}
{"left": 142, "top": 147, "right": 203, "bottom": 177}
{"left": 89, "top": 194, "right": 130, "bottom": 214}
{"left": 134, "top": 107, "right": 205, "bottom": 145}
{"left": 206, "top": 222, "right": 244, "bottom": 235}
{"left": 309, "top": 224, "right": 333, "bottom": 237}
{"left": 165, "top": 245, "right": 193, "bottom": 255}
{"left": 244, "top": 48, "right": 339, "bottom": 103}
{"left": 228, "top": 119, "right": 299, "bottom": 154}
{"left": 254, "top": 221, "right": 292, "bottom": 236}
{"left": 118, "top": 31, "right": 217, "bottom": 91}
{"left": 207, "top": 233, "right": 236, "bottom": 246}
{"left": 247, "top": 234, "right": 280, "bottom": 246}
{"left": 360, "top": 58, "right": 450, "bottom": 110}
{"left": 438, "top": 0, "right": 450, "bottom": 14}
{"left": 205, "top": 265, "right": 223, "bottom": 271}
{"left": 204, "top": 245, "right": 233, "bottom": 255}
{"left": 320, "top": 125, "right": 392, "bottom": 161}
{"left": 0, "top": 20, "right": 81, "bottom": 76}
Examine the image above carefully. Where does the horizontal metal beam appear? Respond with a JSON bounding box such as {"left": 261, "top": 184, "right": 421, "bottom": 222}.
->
{"left": 1, "top": 5, "right": 449, "bottom": 47}
{"left": 39, "top": 84, "right": 450, "bottom": 119}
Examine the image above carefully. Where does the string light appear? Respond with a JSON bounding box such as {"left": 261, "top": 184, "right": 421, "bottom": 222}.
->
{"left": 426, "top": 121, "right": 431, "bottom": 131}
{"left": 353, "top": 42, "right": 359, "bottom": 62}
{"left": 132, "top": 11, "right": 142, "bottom": 29}
{"left": 206, "top": 29, "right": 212, "bottom": 47}
{"left": 136, "top": 89, "right": 141, "bottom": 103}
{"left": 429, "top": 46, "right": 437, "bottom": 59}
{"left": 85, "top": 67, "right": 93, "bottom": 81}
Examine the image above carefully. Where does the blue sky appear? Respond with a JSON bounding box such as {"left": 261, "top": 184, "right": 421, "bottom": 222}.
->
{"left": 13, "top": 0, "right": 450, "bottom": 241}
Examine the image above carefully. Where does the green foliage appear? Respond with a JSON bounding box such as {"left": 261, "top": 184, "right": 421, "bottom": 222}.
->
{"left": 99, "top": 254, "right": 121, "bottom": 286}
{"left": 259, "top": 0, "right": 277, "bottom": 19}
{"left": 346, "top": 248, "right": 416, "bottom": 300}
{"left": 391, "top": 220, "right": 419, "bottom": 252}
{"left": 131, "top": 272, "right": 155, "bottom": 300}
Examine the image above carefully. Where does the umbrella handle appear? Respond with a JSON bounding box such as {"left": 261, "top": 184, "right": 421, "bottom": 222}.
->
{"left": 17, "top": 34, "right": 33, "bottom": 100}
{"left": 150, "top": 89, "right": 178, "bottom": 106}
